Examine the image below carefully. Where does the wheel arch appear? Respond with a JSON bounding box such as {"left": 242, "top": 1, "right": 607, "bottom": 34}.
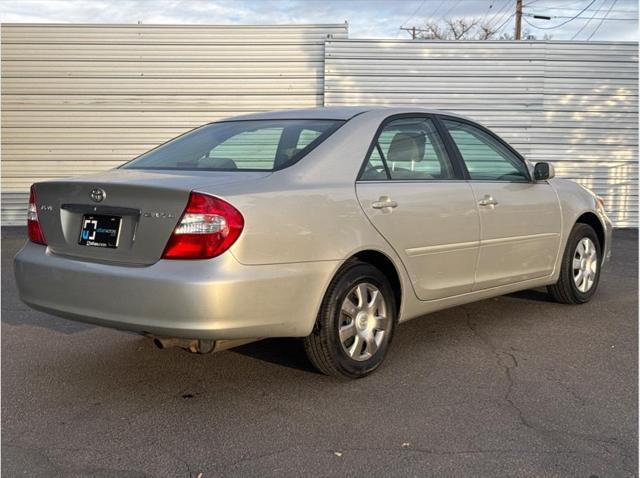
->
{"left": 575, "top": 211, "right": 605, "bottom": 252}
{"left": 347, "top": 249, "right": 403, "bottom": 318}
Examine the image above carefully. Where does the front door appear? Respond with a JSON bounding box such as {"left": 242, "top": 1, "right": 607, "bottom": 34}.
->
{"left": 356, "top": 116, "right": 480, "bottom": 301}
{"left": 441, "top": 118, "right": 562, "bottom": 290}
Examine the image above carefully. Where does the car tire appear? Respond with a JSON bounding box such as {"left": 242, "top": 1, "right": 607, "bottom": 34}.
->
{"left": 304, "top": 261, "right": 397, "bottom": 379}
{"left": 547, "top": 223, "right": 602, "bottom": 304}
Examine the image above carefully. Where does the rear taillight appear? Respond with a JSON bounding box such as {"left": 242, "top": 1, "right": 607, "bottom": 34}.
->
{"left": 27, "top": 185, "right": 47, "bottom": 245}
{"left": 162, "top": 192, "right": 244, "bottom": 260}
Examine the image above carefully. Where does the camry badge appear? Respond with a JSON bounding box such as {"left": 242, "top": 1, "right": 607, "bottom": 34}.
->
{"left": 90, "top": 188, "right": 106, "bottom": 203}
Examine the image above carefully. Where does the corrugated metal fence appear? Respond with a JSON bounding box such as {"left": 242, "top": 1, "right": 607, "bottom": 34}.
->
{"left": 0, "top": 23, "right": 347, "bottom": 225}
{"left": 325, "top": 39, "right": 638, "bottom": 227}
{"left": 1, "top": 28, "right": 637, "bottom": 226}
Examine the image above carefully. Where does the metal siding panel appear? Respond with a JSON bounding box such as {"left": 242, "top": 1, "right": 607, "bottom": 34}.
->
{"left": 539, "top": 42, "right": 638, "bottom": 227}
{"left": 1, "top": 23, "right": 347, "bottom": 225}
{"left": 324, "top": 39, "right": 638, "bottom": 227}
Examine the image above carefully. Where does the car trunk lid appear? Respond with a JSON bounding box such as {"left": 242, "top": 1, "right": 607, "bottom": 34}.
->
{"left": 33, "top": 169, "right": 269, "bottom": 265}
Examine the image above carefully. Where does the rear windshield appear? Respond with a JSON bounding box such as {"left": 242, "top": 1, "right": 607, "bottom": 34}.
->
{"left": 122, "top": 119, "right": 344, "bottom": 171}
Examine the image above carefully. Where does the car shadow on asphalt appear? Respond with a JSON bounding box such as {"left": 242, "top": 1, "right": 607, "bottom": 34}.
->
{"left": 229, "top": 286, "right": 553, "bottom": 372}
{"left": 231, "top": 338, "right": 321, "bottom": 374}
{"left": 505, "top": 287, "right": 551, "bottom": 303}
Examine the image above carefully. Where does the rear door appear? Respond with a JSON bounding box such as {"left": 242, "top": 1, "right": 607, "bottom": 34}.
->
{"left": 440, "top": 117, "right": 562, "bottom": 290}
{"left": 356, "top": 115, "right": 480, "bottom": 301}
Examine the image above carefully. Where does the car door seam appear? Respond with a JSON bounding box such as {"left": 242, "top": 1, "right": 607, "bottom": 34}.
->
{"left": 352, "top": 182, "right": 422, "bottom": 301}
{"left": 467, "top": 181, "right": 483, "bottom": 290}
{"left": 547, "top": 180, "right": 565, "bottom": 277}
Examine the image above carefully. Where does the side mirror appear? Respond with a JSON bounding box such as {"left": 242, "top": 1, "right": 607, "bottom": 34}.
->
{"left": 534, "top": 162, "right": 555, "bottom": 181}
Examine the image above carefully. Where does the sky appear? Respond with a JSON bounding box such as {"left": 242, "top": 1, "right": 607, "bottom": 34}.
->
{"left": 1, "top": 0, "right": 638, "bottom": 41}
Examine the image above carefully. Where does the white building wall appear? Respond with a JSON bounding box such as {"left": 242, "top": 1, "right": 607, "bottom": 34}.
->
{"left": 1, "top": 23, "right": 347, "bottom": 225}
{"left": 324, "top": 40, "right": 638, "bottom": 227}
{"left": 2, "top": 30, "right": 637, "bottom": 227}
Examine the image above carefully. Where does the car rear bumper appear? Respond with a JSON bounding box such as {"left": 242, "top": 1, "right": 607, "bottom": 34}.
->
{"left": 14, "top": 242, "right": 339, "bottom": 340}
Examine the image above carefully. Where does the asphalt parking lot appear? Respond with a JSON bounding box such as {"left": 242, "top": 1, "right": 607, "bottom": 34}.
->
{"left": 2, "top": 228, "right": 637, "bottom": 477}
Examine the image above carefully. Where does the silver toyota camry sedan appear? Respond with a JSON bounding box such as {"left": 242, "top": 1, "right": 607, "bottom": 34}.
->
{"left": 14, "top": 107, "right": 612, "bottom": 379}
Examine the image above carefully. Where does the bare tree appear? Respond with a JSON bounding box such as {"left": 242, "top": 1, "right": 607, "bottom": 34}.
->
{"left": 414, "top": 17, "right": 549, "bottom": 40}
{"left": 498, "top": 29, "right": 552, "bottom": 40}
{"left": 446, "top": 18, "right": 481, "bottom": 40}
{"left": 477, "top": 22, "right": 497, "bottom": 40}
{"left": 417, "top": 18, "right": 494, "bottom": 40}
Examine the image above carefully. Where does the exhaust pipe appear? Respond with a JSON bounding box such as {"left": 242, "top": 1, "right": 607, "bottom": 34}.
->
{"left": 151, "top": 337, "right": 257, "bottom": 354}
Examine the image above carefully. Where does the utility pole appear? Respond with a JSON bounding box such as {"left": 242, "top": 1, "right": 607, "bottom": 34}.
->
{"left": 400, "top": 26, "right": 419, "bottom": 39}
{"left": 515, "top": 0, "right": 523, "bottom": 40}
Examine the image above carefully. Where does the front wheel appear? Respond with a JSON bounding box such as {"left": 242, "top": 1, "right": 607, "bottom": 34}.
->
{"left": 548, "top": 223, "right": 602, "bottom": 304}
{"left": 304, "top": 261, "right": 397, "bottom": 379}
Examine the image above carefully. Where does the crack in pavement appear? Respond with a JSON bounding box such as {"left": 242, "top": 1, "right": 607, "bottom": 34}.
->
{"left": 542, "top": 368, "right": 586, "bottom": 407}
{"left": 462, "top": 306, "right": 634, "bottom": 475}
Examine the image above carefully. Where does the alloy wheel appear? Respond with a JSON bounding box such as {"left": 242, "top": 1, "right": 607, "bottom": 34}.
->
{"left": 573, "top": 237, "right": 598, "bottom": 293}
{"left": 338, "top": 283, "right": 389, "bottom": 362}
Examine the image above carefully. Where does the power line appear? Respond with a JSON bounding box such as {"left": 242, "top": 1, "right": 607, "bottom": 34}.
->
{"left": 399, "top": 0, "right": 450, "bottom": 37}
{"left": 486, "top": 0, "right": 515, "bottom": 28}
{"left": 525, "top": 0, "right": 594, "bottom": 7}
{"left": 400, "top": 0, "right": 428, "bottom": 28}
{"left": 494, "top": 12, "right": 517, "bottom": 34}
{"left": 538, "top": 7, "right": 636, "bottom": 13}
{"left": 429, "top": 0, "right": 449, "bottom": 19}
{"left": 479, "top": 1, "right": 497, "bottom": 24}
{"left": 522, "top": 0, "right": 597, "bottom": 29}
{"left": 571, "top": 0, "right": 606, "bottom": 39}
{"left": 437, "top": 0, "right": 464, "bottom": 21}
{"left": 587, "top": 0, "right": 619, "bottom": 39}
{"left": 487, "top": 1, "right": 516, "bottom": 31}
{"left": 483, "top": 0, "right": 517, "bottom": 37}
{"left": 526, "top": 13, "right": 633, "bottom": 20}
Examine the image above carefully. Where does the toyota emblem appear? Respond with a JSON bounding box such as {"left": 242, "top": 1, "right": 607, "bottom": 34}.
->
{"left": 90, "top": 188, "right": 106, "bottom": 203}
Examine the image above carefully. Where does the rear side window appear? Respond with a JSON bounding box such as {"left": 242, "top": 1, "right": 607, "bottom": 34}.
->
{"left": 443, "top": 120, "right": 529, "bottom": 182}
{"left": 123, "top": 119, "right": 344, "bottom": 171}
{"left": 360, "top": 117, "right": 454, "bottom": 181}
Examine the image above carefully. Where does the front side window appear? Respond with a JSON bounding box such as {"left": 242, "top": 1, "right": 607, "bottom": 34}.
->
{"left": 360, "top": 117, "right": 454, "bottom": 181}
{"left": 443, "top": 119, "right": 529, "bottom": 182}
{"left": 123, "top": 119, "right": 344, "bottom": 171}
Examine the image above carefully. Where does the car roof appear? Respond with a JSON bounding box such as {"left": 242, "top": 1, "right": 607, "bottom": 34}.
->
{"left": 221, "top": 106, "right": 471, "bottom": 122}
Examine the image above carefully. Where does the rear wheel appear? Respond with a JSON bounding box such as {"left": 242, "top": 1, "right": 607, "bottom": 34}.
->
{"left": 548, "top": 223, "right": 602, "bottom": 304}
{"left": 304, "top": 261, "right": 397, "bottom": 379}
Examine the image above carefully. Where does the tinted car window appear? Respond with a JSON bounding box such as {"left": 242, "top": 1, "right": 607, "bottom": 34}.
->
{"left": 207, "top": 127, "right": 283, "bottom": 169}
{"left": 297, "top": 129, "right": 323, "bottom": 148}
{"left": 361, "top": 117, "right": 454, "bottom": 181}
{"left": 123, "top": 119, "right": 344, "bottom": 171}
{"left": 361, "top": 146, "right": 388, "bottom": 180}
{"left": 443, "top": 120, "right": 529, "bottom": 182}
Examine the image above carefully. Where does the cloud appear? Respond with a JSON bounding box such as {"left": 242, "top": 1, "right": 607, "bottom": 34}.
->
{"left": 0, "top": 0, "right": 637, "bottom": 41}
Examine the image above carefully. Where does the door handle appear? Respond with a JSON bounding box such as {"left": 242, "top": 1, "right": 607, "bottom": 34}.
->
{"left": 372, "top": 196, "right": 398, "bottom": 209}
{"left": 478, "top": 195, "right": 498, "bottom": 207}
